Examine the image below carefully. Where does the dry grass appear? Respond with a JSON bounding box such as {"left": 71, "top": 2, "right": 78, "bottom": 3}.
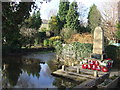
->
{"left": 67, "top": 33, "right": 93, "bottom": 44}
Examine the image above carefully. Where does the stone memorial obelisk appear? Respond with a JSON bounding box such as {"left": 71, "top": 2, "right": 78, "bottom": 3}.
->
{"left": 93, "top": 27, "right": 104, "bottom": 55}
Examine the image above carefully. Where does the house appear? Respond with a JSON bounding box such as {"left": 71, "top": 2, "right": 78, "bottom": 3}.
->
{"left": 40, "top": 19, "right": 49, "bottom": 30}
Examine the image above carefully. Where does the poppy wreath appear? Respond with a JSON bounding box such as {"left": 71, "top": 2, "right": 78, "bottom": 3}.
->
{"left": 92, "top": 65, "right": 96, "bottom": 70}
{"left": 94, "top": 60, "right": 99, "bottom": 66}
{"left": 87, "top": 64, "right": 92, "bottom": 69}
{"left": 106, "top": 58, "right": 112, "bottom": 60}
{"left": 101, "top": 66, "right": 108, "bottom": 72}
{"left": 82, "top": 64, "right": 88, "bottom": 69}
{"left": 96, "top": 65, "right": 101, "bottom": 71}
{"left": 88, "top": 60, "right": 94, "bottom": 65}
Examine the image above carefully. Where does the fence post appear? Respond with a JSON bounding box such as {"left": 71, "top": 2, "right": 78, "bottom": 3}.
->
{"left": 77, "top": 67, "right": 80, "bottom": 73}
{"left": 72, "top": 63, "right": 74, "bottom": 66}
{"left": 94, "top": 71, "right": 98, "bottom": 77}
{"left": 62, "top": 65, "right": 65, "bottom": 71}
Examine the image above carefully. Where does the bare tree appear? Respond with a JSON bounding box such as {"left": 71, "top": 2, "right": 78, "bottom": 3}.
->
{"left": 101, "top": 1, "right": 119, "bottom": 42}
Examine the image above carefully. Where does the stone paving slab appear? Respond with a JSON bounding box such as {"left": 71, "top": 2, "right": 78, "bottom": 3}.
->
{"left": 66, "top": 65, "right": 107, "bottom": 76}
{"left": 52, "top": 69, "right": 92, "bottom": 82}
{"left": 52, "top": 65, "right": 120, "bottom": 88}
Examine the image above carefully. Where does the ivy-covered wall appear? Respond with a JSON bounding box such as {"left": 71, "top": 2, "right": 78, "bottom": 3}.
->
{"left": 55, "top": 42, "right": 93, "bottom": 61}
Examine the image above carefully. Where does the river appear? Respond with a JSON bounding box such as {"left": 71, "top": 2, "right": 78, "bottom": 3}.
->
{"left": 2, "top": 52, "right": 79, "bottom": 88}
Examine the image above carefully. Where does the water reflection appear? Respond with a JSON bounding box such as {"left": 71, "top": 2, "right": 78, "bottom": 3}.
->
{"left": 22, "top": 59, "right": 41, "bottom": 78}
{"left": 2, "top": 55, "right": 42, "bottom": 88}
{"left": 2, "top": 52, "right": 79, "bottom": 88}
{"left": 2, "top": 56, "right": 23, "bottom": 87}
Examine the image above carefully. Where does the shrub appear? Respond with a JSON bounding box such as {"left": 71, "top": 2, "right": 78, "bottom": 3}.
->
{"left": 40, "top": 27, "right": 48, "bottom": 32}
{"left": 54, "top": 40, "right": 62, "bottom": 55}
{"left": 53, "top": 40, "right": 58, "bottom": 46}
{"left": 20, "top": 27, "right": 38, "bottom": 47}
{"left": 48, "top": 40, "right": 52, "bottom": 47}
{"left": 60, "top": 27, "right": 77, "bottom": 41}
{"left": 43, "top": 39, "right": 49, "bottom": 47}
{"left": 53, "top": 40, "right": 62, "bottom": 46}
{"left": 43, "top": 36, "right": 62, "bottom": 48}
{"left": 105, "top": 45, "right": 120, "bottom": 66}
{"left": 115, "top": 30, "right": 120, "bottom": 40}
{"left": 116, "top": 23, "right": 120, "bottom": 40}
{"left": 49, "top": 36, "right": 61, "bottom": 41}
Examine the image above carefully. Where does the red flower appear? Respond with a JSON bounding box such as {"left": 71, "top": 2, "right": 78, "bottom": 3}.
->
{"left": 92, "top": 65, "right": 96, "bottom": 70}
{"left": 101, "top": 66, "right": 108, "bottom": 72}
{"left": 82, "top": 64, "right": 88, "bottom": 69}
{"left": 96, "top": 65, "right": 101, "bottom": 71}
{"left": 88, "top": 60, "right": 94, "bottom": 65}
{"left": 106, "top": 58, "right": 112, "bottom": 60}
{"left": 88, "top": 64, "right": 92, "bottom": 69}
{"left": 94, "top": 60, "right": 99, "bottom": 66}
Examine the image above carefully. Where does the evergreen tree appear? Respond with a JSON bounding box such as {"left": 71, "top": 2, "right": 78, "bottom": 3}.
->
{"left": 88, "top": 4, "right": 102, "bottom": 33}
{"left": 58, "top": 0, "right": 70, "bottom": 28}
{"left": 48, "top": 15, "right": 61, "bottom": 36}
{"left": 65, "top": 2, "right": 80, "bottom": 31}
{"left": 2, "top": 2, "right": 34, "bottom": 48}
{"left": 23, "top": 11, "right": 42, "bottom": 30}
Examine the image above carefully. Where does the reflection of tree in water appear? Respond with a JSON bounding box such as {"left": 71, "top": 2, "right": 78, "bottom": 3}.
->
{"left": 2, "top": 56, "right": 42, "bottom": 87}
{"left": 53, "top": 77, "right": 79, "bottom": 88}
{"left": 2, "top": 56, "right": 23, "bottom": 87}
{"left": 6, "top": 65, "right": 22, "bottom": 86}
{"left": 17, "top": 74, "right": 34, "bottom": 88}
{"left": 21, "top": 58, "right": 41, "bottom": 78}
{"left": 22, "top": 64, "right": 41, "bottom": 78}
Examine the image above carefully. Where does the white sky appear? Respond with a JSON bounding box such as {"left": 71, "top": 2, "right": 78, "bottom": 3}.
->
{"left": 35, "top": 0, "right": 120, "bottom": 20}
{"left": 40, "top": 0, "right": 94, "bottom": 20}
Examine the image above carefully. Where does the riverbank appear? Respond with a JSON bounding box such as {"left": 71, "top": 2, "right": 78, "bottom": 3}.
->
{"left": 2, "top": 47, "right": 55, "bottom": 57}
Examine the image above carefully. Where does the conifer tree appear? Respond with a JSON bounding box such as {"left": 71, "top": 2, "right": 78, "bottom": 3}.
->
{"left": 58, "top": 0, "right": 70, "bottom": 28}
{"left": 65, "top": 2, "right": 80, "bottom": 31}
{"left": 88, "top": 4, "right": 102, "bottom": 33}
{"left": 48, "top": 15, "right": 61, "bottom": 35}
{"left": 23, "top": 11, "right": 42, "bottom": 30}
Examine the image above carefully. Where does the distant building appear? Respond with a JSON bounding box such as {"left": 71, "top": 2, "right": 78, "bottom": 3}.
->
{"left": 39, "top": 19, "right": 54, "bottom": 37}
{"left": 42, "top": 19, "right": 48, "bottom": 24}
{"left": 40, "top": 19, "right": 49, "bottom": 31}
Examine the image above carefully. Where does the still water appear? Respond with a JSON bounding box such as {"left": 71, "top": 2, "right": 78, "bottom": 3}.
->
{"left": 2, "top": 52, "right": 79, "bottom": 88}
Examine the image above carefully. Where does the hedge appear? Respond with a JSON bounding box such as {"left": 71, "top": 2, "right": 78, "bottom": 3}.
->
{"left": 105, "top": 45, "right": 120, "bottom": 64}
